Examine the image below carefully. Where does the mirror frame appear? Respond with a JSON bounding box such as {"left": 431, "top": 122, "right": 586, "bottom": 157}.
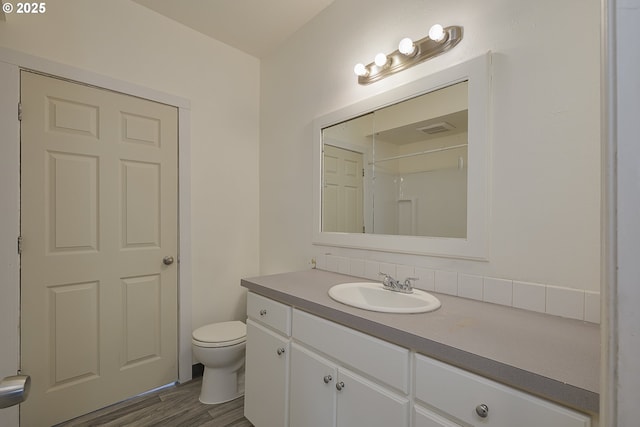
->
{"left": 312, "top": 53, "right": 491, "bottom": 260}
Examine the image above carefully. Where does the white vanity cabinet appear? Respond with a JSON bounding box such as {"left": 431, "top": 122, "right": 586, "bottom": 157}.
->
{"left": 290, "top": 343, "right": 410, "bottom": 427}
{"left": 291, "top": 309, "right": 410, "bottom": 427}
{"left": 414, "top": 354, "right": 591, "bottom": 427}
{"left": 244, "top": 293, "right": 292, "bottom": 427}
{"left": 244, "top": 291, "right": 592, "bottom": 427}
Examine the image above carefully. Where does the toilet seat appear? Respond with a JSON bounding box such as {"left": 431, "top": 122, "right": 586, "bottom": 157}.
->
{"left": 192, "top": 321, "right": 246, "bottom": 348}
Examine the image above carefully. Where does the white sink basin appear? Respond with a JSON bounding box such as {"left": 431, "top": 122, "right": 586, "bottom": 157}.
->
{"left": 328, "top": 282, "right": 441, "bottom": 314}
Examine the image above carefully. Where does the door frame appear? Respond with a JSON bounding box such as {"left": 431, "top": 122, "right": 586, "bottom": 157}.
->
{"left": 0, "top": 46, "right": 192, "bottom": 425}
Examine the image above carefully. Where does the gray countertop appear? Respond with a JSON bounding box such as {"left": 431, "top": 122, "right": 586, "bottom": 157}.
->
{"left": 241, "top": 269, "right": 600, "bottom": 414}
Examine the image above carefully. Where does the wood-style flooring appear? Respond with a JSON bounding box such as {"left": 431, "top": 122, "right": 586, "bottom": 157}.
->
{"left": 56, "top": 378, "right": 253, "bottom": 427}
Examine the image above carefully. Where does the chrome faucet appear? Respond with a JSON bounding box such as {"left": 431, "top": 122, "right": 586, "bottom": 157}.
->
{"left": 379, "top": 273, "right": 418, "bottom": 294}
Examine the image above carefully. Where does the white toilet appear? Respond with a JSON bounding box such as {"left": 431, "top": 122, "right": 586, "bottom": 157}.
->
{"left": 192, "top": 320, "right": 247, "bottom": 404}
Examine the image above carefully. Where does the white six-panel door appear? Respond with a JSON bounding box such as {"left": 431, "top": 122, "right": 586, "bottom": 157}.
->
{"left": 322, "top": 144, "right": 364, "bottom": 233}
{"left": 20, "top": 71, "right": 178, "bottom": 426}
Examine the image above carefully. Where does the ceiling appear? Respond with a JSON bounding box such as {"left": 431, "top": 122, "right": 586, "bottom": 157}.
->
{"left": 132, "top": 0, "right": 335, "bottom": 58}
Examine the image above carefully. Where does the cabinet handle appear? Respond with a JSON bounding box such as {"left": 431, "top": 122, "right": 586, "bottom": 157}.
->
{"left": 335, "top": 381, "right": 345, "bottom": 391}
{"left": 323, "top": 375, "right": 332, "bottom": 384}
{"left": 276, "top": 347, "right": 285, "bottom": 356}
{"left": 475, "top": 403, "right": 489, "bottom": 418}
{"left": 259, "top": 309, "right": 267, "bottom": 316}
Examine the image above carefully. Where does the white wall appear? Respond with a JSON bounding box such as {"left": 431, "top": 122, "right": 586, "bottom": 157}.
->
{"left": 0, "top": 2, "right": 257, "bottom": 425}
{"left": 260, "top": 0, "right": 601, "bottom": 293}
{"left": 0, "top": 1, "right": 260, "bottom": 336}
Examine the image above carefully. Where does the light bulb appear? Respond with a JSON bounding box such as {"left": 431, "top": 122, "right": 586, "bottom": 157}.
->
{"left": 398, "top": 37, "right": 416, "bottom": 56}
{"left": 429, "top": 24, "right": 445, "bottom": 42}
{"left": 374, "top": 53, "right": 388, "bottom": 67}
{"left": 353, "top": 63, "right": 368, "bottom": 77}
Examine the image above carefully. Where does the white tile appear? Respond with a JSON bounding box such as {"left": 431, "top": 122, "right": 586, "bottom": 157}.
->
{"left": 337, "top": 257, "right": 350, "bottom": 275}
{"left": 349, "top": 259, "right": 366, "bottom": 278}
{"left": 434, "top": 270, "right": 458, "bottom": 296}
{"left": 458, "top": 274, "right": 483, "bottom": 300}
{"left": 364, "top": 261, "right": 380, "bottom": 281}
{"left": 325, "top": 255, "right": 339, "bottom": 272}
{"left": 414, "top": 267, "right": 435, "bottom": 291}
{"left": 546, "top": 285, "right": 585, "bottom": 320}
{"left": 584, "top": 291, "right": 601, "bottom": 324}
{"left": 379, "top": 262, "right": 397, "bottom": 279}
{"left": 321, "top": 256, "right": 596, "bottom": 322}
{"left": 395, "top": 265, "right": 415, "bottom": 282}
{"left": 483, "top": 277, "right": 513, "bottom": 306}
{"left": 512, "top": 281, "right": 546, "bottom": 313}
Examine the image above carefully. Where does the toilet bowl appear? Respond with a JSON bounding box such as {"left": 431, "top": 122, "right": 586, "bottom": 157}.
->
{"left": 192, "top": 320, "right": 246, "bottom": 404}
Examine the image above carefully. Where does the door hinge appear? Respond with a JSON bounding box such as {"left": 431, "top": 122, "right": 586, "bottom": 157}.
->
{"left": 17, "top": 236, "right": 23, "bottom": 255}
{"left": 18, "top": 102, "right": 22, "bottom": 121}
{"left": 362, "top": 168, "right": 365, "bottom": 177}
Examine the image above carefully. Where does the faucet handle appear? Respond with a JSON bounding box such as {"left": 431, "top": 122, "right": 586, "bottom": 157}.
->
{"left": 403, "top": 277, "right": 419, "bottom": 287}
{"left": 378, "top": 272, "right": 392, "bottom": 283}
{"left": 379, "top": 272, "right": 396, "bottom": 288}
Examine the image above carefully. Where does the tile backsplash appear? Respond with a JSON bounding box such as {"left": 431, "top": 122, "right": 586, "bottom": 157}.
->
{"left": 315, "top": 253, "right": 600, "bottom": 324}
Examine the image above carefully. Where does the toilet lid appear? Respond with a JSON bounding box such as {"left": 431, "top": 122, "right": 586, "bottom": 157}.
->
{"left": 192, "top": 321, "right": 246, "bottom": 346}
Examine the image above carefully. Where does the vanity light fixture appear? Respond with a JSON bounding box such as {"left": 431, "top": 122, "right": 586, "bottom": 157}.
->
{"left": 354, "top": 24, "right": 463, "bottom": 85}
{"left": 398, "top": 38, "right": 417, "bottom": 56}
{"left": 374, "top": 52, "right": 389, "bottom": 67}
{"left": 353, "top": 63, "right": 368, "bottom": 77}
{"left": 428, "top": 24, "right": 445, "bottom": 42}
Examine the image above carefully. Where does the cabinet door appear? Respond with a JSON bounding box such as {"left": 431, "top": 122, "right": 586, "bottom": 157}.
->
{"left": 244, "top": 319, "right": 289, "bottom": 427}
{"left": 336, "top": 368, "right": 409, "bottom": 427}
{"left": 290, "top": 343, "right": 337, "bottom": 427}
{"left": 414, "top": 405, "right": 462, "bottom": 427}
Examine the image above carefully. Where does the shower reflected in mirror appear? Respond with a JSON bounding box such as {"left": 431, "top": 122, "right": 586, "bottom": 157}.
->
{"left": 321, "top": 81, "right": 468, "bottom": 238}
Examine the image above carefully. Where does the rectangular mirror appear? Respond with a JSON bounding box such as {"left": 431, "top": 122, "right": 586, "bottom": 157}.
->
{"left": 313, "top": 54, "right": 490, "bottom": 259}
{"left": 322, "top": 81, "right": 468, "bottom": 238}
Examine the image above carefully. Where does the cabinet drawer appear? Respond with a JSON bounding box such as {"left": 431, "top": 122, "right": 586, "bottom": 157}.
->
{"left": 415, "top": 354, "right": 591, "bottom": 427}
{"left": 293, "top": 309, "right": 409, "bottom": 393}
{"left": 247, "top": 292, "right": 292, "bottom": 336}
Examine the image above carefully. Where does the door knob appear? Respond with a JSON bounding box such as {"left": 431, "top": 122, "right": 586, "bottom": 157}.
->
{"left": 0, "top": 375, "right": 30, "bottom": 409}
{"left": 336, "top": 381, "right": 345, "bottom": 391}
{"left": 163, "top": 256, "right": 174, "bottom": 265}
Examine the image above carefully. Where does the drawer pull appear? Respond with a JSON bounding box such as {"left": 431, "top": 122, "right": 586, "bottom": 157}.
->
{"left": 259, "top": 309, "right": 267, "bottom": 316}
{"left": 323, "top": 375, "right": 333, "bottom": 384}
{"left": 276, "top": 347, "right": 286, "bottom": 356}
{"left": 336, "top": 381, "right": 345, "bottom": 391}
{"left": 475, "top": 403, "right": 489, "bottom": 418}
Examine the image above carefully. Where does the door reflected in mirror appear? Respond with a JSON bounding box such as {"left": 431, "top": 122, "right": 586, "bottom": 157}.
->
{"left": 322, "top": 81, "right": 468, "bottom": 238}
